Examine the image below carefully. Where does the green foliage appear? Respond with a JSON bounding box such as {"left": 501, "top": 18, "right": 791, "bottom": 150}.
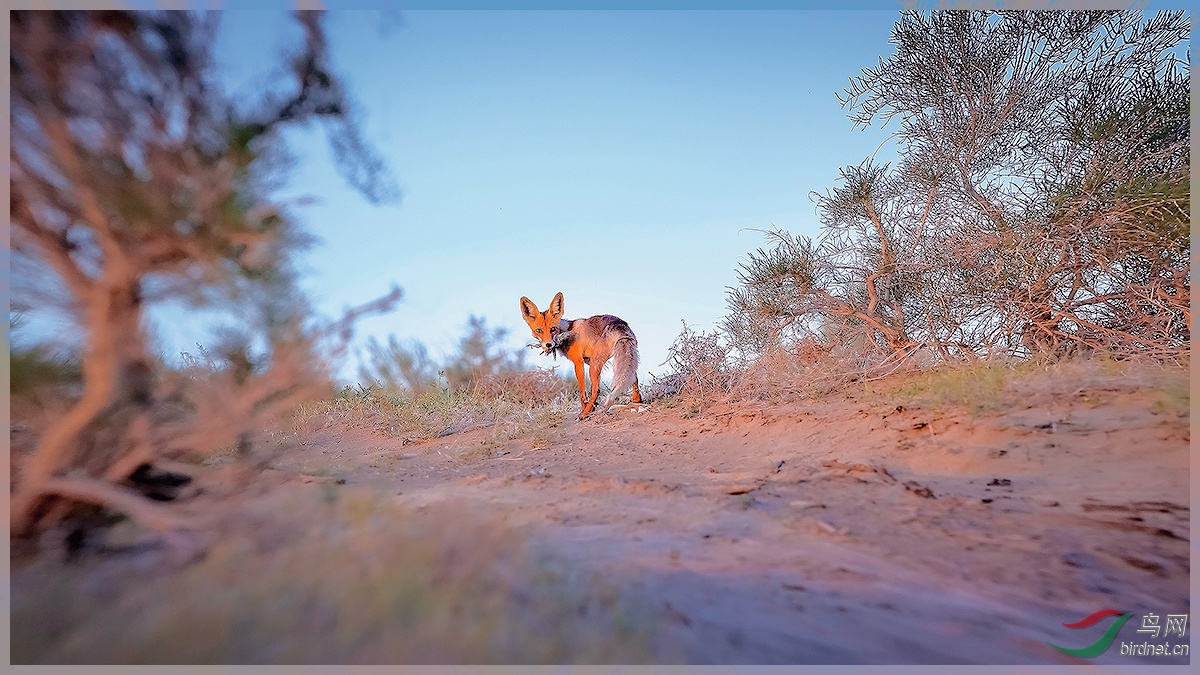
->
{"left": 10, "top": 344, "right": 81, "bottom": 397}
{"left": 724, "top": 230, "right": 814, "bottom": 357}
{"left": 9, "top": 313, "right": 80, "bottom": 397}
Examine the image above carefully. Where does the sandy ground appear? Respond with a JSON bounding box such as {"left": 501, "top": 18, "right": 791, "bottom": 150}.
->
{"left": 263, "top": 373, "right": 1190, "bottom": 664}
{"left": 11, "top": 368, "right": 1191, "bottom": 664}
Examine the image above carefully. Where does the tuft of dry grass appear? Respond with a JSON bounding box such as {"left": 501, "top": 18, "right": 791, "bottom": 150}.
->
{"left": 292, "top": 378, "right": 574, "bottom": 447}
{"left": 470, "top": 368, "right": 568, "bottom": 406}
{"left": 11, "top": 487, "right": 663, "bottom": 664}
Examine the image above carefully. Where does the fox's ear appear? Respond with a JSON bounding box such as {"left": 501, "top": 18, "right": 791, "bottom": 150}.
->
{"left": 519, "top": 296, "right": 540, "bottom": 323}
{"left": 548, "top": 292, "right": 564, "bottom": 320}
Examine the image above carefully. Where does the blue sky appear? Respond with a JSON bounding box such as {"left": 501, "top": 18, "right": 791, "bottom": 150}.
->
{"left": 29, "top": 4, "right": 1189, "bottom": 386}
{"left": 177, "top": 8, "right": 910, "bottom": 383}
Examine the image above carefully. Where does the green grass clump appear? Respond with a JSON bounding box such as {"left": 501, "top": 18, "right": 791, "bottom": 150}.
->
{"left": 10, "top": 343, "right": 80, "bottom": 397}
{"left": 1146, "top": 366, "right": 1190, "bottom": 419}
{"left": 867, "top": 356, "right": 1190, "bottom": 417}
{"left": 872, "top": 361, "right": 1039, "bottom": 414}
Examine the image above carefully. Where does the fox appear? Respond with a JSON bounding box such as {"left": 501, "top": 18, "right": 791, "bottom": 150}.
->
{"left": 520, "top": 292, "right": 641, "bottom": 420}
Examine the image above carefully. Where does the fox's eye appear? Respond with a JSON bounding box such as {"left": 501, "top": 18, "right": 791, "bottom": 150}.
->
{"left": 535, "top": 329, "right": 543, "bottom": 335}
{"left": 550, "top": 327, "right": 557, "bottom": 334}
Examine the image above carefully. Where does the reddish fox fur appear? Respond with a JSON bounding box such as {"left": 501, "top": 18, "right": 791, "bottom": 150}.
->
{"left": 520, "top": 292, "right": 641, "bottom": 420}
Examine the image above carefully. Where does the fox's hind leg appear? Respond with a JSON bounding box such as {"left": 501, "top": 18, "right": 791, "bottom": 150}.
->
{"left": 631, "top": 376, "right": 642, "bottom": 403}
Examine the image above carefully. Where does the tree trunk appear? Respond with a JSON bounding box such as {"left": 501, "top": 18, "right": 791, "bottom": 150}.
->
{"left": 11, "top": 274, "right": 150, "bottom": 535}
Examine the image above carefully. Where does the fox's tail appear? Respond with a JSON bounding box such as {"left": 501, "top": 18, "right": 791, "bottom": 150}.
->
{"left": 603, "top": 337, "right": 639, "bottom": 409}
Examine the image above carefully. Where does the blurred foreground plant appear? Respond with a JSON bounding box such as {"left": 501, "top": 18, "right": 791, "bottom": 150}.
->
{"left": 10, "top": 10, "right": 399, "bottom": 539}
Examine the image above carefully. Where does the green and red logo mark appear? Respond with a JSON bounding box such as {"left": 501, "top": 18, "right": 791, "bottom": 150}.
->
{"left": 1046, "top": 608, "right": 1134, "bottom": 658}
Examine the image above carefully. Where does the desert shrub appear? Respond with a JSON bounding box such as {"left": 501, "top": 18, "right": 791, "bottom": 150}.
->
{"left": 441, "top": 316, "right": 529, "bottom": 392}
{"left": 654, "top": 321, "right": 736, "bottom": 408}
{"left": 359, "top": 316, "right": 537, "bottom": 396}
{"left": 356, "top": 335, "right": 439, "bottom": 394}
{"left": 725, "top": 10, "right": 1190, "bottom": 365}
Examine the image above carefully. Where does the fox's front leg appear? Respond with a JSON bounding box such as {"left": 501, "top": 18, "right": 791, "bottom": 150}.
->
{"left": 573, "top": 360, "right": 590, "bottom": 419}
{"left": 586, "top": 360, "right": 603, "bottom": 414}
